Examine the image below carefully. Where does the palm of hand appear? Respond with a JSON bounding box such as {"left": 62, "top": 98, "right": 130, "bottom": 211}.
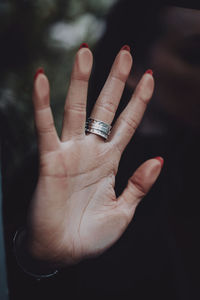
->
{"left": 30, "top": 46, "right": 162, "bottom": 266}
{"left": 33, "top": 136, "right": 127, "bottom": 264}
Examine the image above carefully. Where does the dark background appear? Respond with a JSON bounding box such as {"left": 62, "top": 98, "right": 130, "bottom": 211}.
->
{"left": 1, "top": 1, "right": 200, "bottom": 299}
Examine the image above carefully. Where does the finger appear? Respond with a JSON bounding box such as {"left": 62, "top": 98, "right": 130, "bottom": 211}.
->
{"left": 33, "top": 72, "right": 60, "bottom": 154}
{"left": 61, "top": 46, "right": 93, "bottom": 141}
{"left": 118, "top": 157, "right": 163, "bottom": 213}
{"left": 90, "top": 46, "right": 132, "bottom": 127}
{"left": 110, "top": 71, "right": 154, "bottom": 153}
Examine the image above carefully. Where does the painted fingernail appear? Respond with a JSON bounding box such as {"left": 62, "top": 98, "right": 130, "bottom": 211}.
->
{"left": 34, "top": 67, "right": 44, "bottom": 81}
{"left": 121, "top": 45, "right": 130, "bottom": 52}
{"left": 79, "top": 43, "right": 89, "bottom": 49}
{"left": 154, "top": 156, "right": 164, "bottom": 168}
{"left": 145, "top": 69, "right": 153, "bottom": 75}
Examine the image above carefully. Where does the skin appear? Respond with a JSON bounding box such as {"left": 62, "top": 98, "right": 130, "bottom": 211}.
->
{"left": 26, "top": 47, "right": 162, "bottom": 267}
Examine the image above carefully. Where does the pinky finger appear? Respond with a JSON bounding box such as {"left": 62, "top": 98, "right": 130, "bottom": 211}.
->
{"left": 118, "top": 157, "right": 164, "bottom": 213}
{"left": 33, "top": 71, "right": 60, "bottom": 154}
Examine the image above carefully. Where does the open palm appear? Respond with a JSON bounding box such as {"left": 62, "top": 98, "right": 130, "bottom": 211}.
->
{"left": 29, "top": 45, "right": 163, "bottom": 266}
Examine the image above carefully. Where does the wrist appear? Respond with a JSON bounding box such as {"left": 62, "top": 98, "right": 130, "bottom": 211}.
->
{"left": 13, "top": 228, "right": 59, "bottom": 279}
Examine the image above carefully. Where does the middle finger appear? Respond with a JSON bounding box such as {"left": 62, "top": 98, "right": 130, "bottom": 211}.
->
{"left": 90, "top": 46, "right": 132, "bottom": 126}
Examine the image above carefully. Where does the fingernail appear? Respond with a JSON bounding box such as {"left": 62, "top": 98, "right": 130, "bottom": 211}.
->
{"left": 34, "top": 67, "right": 44, "bottom": 81}
{"left": 145, "top": 69, "right": 153, "bottom": 75}
{"left": 79, "top": 43, "right": 89, "bottom": 49}
{"left": 77, "top": 45, "right": 93, "bottom": 75}
{"left": 154, "top": 156, "right": 164, "bottom": 168}
{"left": 121, "top": 45, "right": 130, "bottom": 52}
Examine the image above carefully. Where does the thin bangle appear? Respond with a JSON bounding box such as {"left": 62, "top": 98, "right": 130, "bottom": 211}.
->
{"left": 13, "top": 228, "right": 58, "bottom": 280}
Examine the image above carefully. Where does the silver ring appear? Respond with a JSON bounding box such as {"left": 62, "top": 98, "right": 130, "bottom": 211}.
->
{"left": 85, "top": 118, "right": 112, "bottom": 140}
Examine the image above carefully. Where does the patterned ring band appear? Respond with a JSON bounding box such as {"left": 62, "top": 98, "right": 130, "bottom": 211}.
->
{"left": 85, "top": 118, "right": 112, "bottom": 140}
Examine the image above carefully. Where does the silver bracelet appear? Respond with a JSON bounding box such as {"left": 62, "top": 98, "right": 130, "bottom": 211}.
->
{"left": 13, "top": 228, "right": 58, "bottom": 280}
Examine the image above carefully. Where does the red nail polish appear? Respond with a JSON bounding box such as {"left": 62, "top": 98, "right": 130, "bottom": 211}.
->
{"left": 145, "top": 69, "right": 153, "bottom": 75}
{"left": 34, "top": 67, "right": 44, "bottom": 81}
{"left": 79, "top": 43, "right": 89, "bottom": 49}
{"left": 154, "top": 156, "right": 164, "bottom": 168}
{"left": 121, "top": 45, "right": 130, "bottom": 52}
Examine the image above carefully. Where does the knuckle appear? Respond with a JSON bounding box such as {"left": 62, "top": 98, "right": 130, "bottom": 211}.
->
{"left": 121, "top": 115, "right": 138, "bottom": 134}
{"left": 38, "top": 123, "right": 55, "bottom": 134}
{"left": 111, "top": 73, "right": 126, "bottom": 84}
{"left": 72, "top": 74, "right": 89, "bottom": 82}
{"left": 136, "top": 85, "right": 151, "bottom": 105}
{"left": 137, "top": 92, "right": 149, "bottom": 105}
{"left": 96, "top": 100, "right": 117, "bottom": 114}
{"left": 129, "top": 174, "right": 146, "bottom": 198}
{"left": 65, "top": 102, "right": 86, "bottom": 113}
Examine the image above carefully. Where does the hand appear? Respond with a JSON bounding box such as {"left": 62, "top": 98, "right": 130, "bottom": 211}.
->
{"left": 27, "top": 45, "right": 163, "bottom": 267}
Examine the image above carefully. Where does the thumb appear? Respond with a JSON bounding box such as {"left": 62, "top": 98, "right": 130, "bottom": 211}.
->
{"left": 118, "top": 157, "right": 164, "bottom": 209}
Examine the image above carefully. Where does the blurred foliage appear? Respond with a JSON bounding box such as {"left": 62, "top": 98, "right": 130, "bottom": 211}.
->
{"left": 0, "top": 0, "right": 116, "bottom": 176}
